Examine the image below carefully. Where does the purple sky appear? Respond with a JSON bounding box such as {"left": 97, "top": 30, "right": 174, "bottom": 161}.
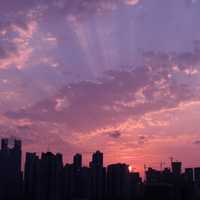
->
{"left": 1, "top": 0, "right": 200, "bottom": 172}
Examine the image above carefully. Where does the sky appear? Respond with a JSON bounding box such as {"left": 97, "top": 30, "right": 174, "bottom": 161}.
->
{"left": 1, "top": 0, "right": 200, "bottom": 173}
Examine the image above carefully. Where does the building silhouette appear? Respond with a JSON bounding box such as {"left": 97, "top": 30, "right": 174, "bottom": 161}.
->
{"left": 194, "top": 168, "right": 200, "bottom": 185}
{"left": 107, "top": 163, "right": 130, "bottom": 200}
{"left": 172, "top": 162, "right": 182, "bottom": 176}
{"left": 90, "top": 151, "right": 106, "bottom": 200}
{"left": 0, "top": 138, "right": 200, "bottom": 200}
{"left": 184, "top": 168, "right": 193, "bottom": 183}
{"left": 73, "top": 153, "right": 82, "bottom": 169}
{"left": 0, "top": 139, "right": 22, "bottom": 200}
{"left": 37, "top": 152, "right": 64, "bottom": 200}
{"left": 24, "top": 153, "right": 39, "bottom": 200}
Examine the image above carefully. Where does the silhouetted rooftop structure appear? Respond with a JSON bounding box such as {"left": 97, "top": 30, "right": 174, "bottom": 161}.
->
{"left": 73, "top": 153, "right": 82, "bottom": 169}
{"left": 171, "top": 161, "right": 182, "bottom": 176}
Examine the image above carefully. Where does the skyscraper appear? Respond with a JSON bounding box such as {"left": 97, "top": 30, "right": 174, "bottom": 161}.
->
{"left": 90, "top": 151, "right": 106, "bottom": 200}
{"left": 36, "top": 152, "right": 64, "bottom": 200}
{"left": 194, "top": 168, "right": 200, "bottom": 185}
{"left": 73, "top": 153, "right": 83, "bottom": 198}
{"left": 0, "top": 138, "right": 22, "bottom": 200}
{"left": 185, "top": 168, "right": 194, "bottom": 182}
{"left": 24, "top": 153, "right": 39, "bottom": 200}
{"left": 146, "top": 168, "right": 161, "bottom": 184}
{"left": 1, "top": 138, "right": 8, "bottom": 151}
{"left": 64, "top": 164, "right": 74, "bottom": 200}
{"left": 92, "top": 151, "right": 103, "bottom": 168}
{"left": 107, "top": 163, "right": 131, "bottom": 200}
{"left": 73, "top": 153, "right": 82, "bottom": 169}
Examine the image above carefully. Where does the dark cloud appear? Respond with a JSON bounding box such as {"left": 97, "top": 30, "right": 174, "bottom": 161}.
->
{"left": 139, "top": 135, "right": 146, "bottom": 140}
{"left": 138, "top": 135, "right": 147, "bottom": 145}
{"left": 193, "top": 140, "right": 200, "bottom": 145}
{"left": 17, "top": 125, "right": 32, "bottom": 131}
{"left": 107, "top": 131, "right": 122, "bottom": 139}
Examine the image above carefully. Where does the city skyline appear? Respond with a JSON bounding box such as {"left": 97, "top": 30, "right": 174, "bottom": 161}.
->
{"left": 1, "top": 137, "right": 199, "bottom": 178}
{"left": 0, "top": 138, "right": 200, "bottom": 200}
{"left": 1, "top": 0, "right": 200, "bottom": 175}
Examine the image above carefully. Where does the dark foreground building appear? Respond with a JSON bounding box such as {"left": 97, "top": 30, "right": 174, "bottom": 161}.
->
{"left": 0, "top": 139, "right": 22, "bottom": 200}
{"left": 24, "top": 152, "right": 64, "bottom": 200}
{"left": 107, "top": 163, "right": 130, "bottom": 200}
{"left": 90, "top": 151, "right": 106, "bottom": 200}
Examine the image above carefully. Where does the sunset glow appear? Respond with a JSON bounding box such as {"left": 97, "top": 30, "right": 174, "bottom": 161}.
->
{"left": 128, "top": 165, "right": 133, "bottom": 172}
{"left": 0, "top": 0, "right": 200, "bottom": 175}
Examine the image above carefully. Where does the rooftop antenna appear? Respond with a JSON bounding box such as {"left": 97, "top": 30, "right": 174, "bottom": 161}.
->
{"left": 144, "top": 164, "right": 147, "bottom": 172}
{"left": 47, "top": 144, "right": 50, "bottom": 152}
{"left": 169, "top": 157, "right": 174, "bottom": 164}
{"left": 169, "top": 157, "right": 174, "bottom": 171}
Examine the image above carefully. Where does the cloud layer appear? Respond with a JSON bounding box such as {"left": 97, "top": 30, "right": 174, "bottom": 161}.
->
{"left": 0, "top": 0, "right": 200, "bottom": 171}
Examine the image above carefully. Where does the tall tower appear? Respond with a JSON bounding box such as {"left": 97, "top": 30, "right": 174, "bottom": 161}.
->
{"left": 92, "top": 151, "right": 103, "bottom": 168}
{"left": 73, "top": 153, "right": 82, "bottom": 169}
{"left": 1, "top": 138, "right": 8, "bottom": 151}
{"left": 90, "top": 151, "right": 105, "bottom": 200}
{"left": 13, "top": 139, "right": 22, "bottom": 173}
{"left": 14, "top": 139, "right": 21, "bottom": 150}
{"left": 0, "top": 138, "right": 22, "bottom": 200}
{"left": 24, "top": 153, "right": 39, "bottom": 200}
{"left": 107, "top": 164, "right": 130, "bottom": 199}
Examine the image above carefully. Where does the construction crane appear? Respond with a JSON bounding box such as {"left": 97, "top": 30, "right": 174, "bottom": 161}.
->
{"left": 169, "top": 157, "right": 174, "bottom": 164}
{"left": 144, "top": 164, "right": 147, "bottom": 172}
{"left": 160, "top": 161, "right": 166, "bottom": 170}
{"left": 169, "top": 157, "right": 174, "bottom": 171}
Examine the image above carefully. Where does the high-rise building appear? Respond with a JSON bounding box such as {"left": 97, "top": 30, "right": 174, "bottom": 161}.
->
{"left": 146, "top": 168, "right": 161, "bottom": 184}
{"left": 1, "top": 138, "right": 8, "bottom": 151}
{"left": 64, "top": 154, "right": 90, "bottom": 200}
{"left": 194, "top": 168, "right": 200, "bottom": 185}
{"left": 64, "top": 164, "right": 74, "bottom": 200}
{"left": 81, "top": 167, "right": 91, "bottom": 199}
{"left": 92, "top": 151, "right": 103, "bottom": 168}
{"left": 185, "top": 168, "right": 194, "bottom": 182}
{"left": 107, "top": 163, "right": 130, "bottom": 200}
{"left": 90, "top": 151, "right": 106, "bottom": 200}
{"left": 73, "top": 153, "right": 83, "bottom": 198}
{"left": 36, "top": 152, "right": 64, "bottom": 200}
{"left": 73, "top": 153, "right": 82, "bottom": 169}
{"left": 171, "top": 162, "right": 182, "bottom": 176}
{"left": 161, "top": 168, "right": 172, "bottom": 183}
{"left": 13, "top": 139, "right": 22, "bottom": 175}
{"left": 129, "top": 172, "right": 142, "bottom": 199}
{"left": 24, "top": 153, "right": 39, "bottom": 200}
{"left": 0, "top": 138, "right": 22, "bottom": 200}
{"left": 144, "top": 184, "right": 173, "bottom": 200}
